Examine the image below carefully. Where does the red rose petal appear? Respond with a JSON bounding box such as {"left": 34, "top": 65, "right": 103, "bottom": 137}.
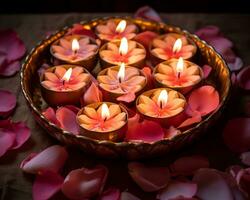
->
{"left": 157, "top": 180, "right": 197, "bottom": 200}
{"left": 170, "top": 155, "right": 210, "bottom": 176}
{"left": 33, "top": 171, "right": 64, "bottom": 200}
{"left": 117, "top": 91, "right": 136, "bottom": 103}
{"left": 240, "top": 152, "right": 250, "bottom": 166}
{"left": 82, "top": 82, "right": 102, "bottom": 106}
{"left": 21, "top": 145, "right": 68, "bottom": 174}
{"left": 141, "top": 66, "right": 155, "bottom": 88}
{"left": 134, "top": 31, "right": 158, "bottom": 50}
{"left": 128, "top": 162, "right": 170, "bottom": 192}
{"left": 195, "top": 26, "right": 220, "bottom": 38}
{"left": 188, "top": 85, "right": 219, "bottom": 116}
{"left": 0, "top": 29, "right": 26, "bottom": 61}
{"left": 0, "top": 130, "right": 15, "bottom": 157}
{"left": 202, "top": 65, "right": 212, "bottom": 79}
{"left": 134, "top": 6, "right": 162, "bottom": 22}
{"left": 67, "top": 24, "right": 98, "bottom": 39}
{"left": 100, "top": 187, "right": 120, "bottom": 200}
{"left": 0, "top": 90, "right": 16, "bottom": 118}
{"left": 42, "top": 107, "right": 60, "bottom": 126}
{"left": 125, "top": 119, "right": 164, "bottom": 143}
{"left": 0, "top": 60, "right": 21, "bottom": 76}
{"left": 223, "top": 118, "right": 250, "bottom": 153}
{"left": 120, "top": 192, "right": 140, "bottom": 200}
{"left": 237, "top": 66, "right": 250, "bottom": 90}
{"left": 11, "top": 121, "right": 31, "bottom": 149}
{"left": 178, "top": 112, "right": 202, "bottom": 129}
{"left": 56, "top": 107, "right": 79, "bottom": 135}
{"left": 64, "top": 105, "right": 80, "bottom": 114}
{"left": 193, "top": 168, "right": 234, "bottom": 200}
{"left": 236, "top": 168, "right": 250, "bottom": 197}
{"left": 61, "top": 165, "right": 108, "bottom": 200}
{"left": 164, "top": 126, "right": 181, "bottom": 139}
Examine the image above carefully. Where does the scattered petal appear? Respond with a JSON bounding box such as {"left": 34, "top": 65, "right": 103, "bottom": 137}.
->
{"left": 0, "top": 129, "right": 15, "bottom": 158}
{"left": 236, "top": 66, "right": 250, "bottom": 90}
{"left": 61, "top": 165, "right": 108, "bottom": 200}
{"left": 240, "top": 152, "right": 250, "bottom": 166}
{"left": 33, "top": 171, "right": 64, "bottom": 200}
{"left": 67, "top": 24, "right": 98, "bottom": 39}
{"left": 223, "top": 118, "right": 250, "bottom": 153}
{"left": 134, "top": 31, "right": 158, "bottom": 50}
{"left": 21, "top": 145, "right": 68, "bottom": 174}
{"left": 120, "top": 192, "right": 141, "bottom": 200}
{"left": 0, "top": 90, "right": 16, "bottom": 118}
{"left": 202, "top": 65, "right": 212, "bottom": 79}
{"left": 128, "top": 162, "right": 170, "bottom": 192}
{"left": 164, "top": 126, "right": 181, "bottom": 139}
{"left": 42, "top": 107, "right": 60, "bottom": 126}
{"left": 117, "top": 92, "right": 136, "bottom": 103}
{"left": 141, "top": 66, "right": 154, "bottom": 88}
{"left": 178, "top": 111, "right": 202, "bottom": 129}
{"left": 99, "top": 187, "right": 120, "bottom": 200}
{"left": 134, "top": 6, "right": 162, "bottom": 22}
{"left": 82, "top": 82, "right": 103, "bottom": 106}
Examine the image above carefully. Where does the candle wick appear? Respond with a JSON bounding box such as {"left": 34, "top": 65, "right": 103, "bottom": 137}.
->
{"left": 177, "top": 72, "right": 181, "bottom": 79}
{"left": 160, "top": 101, "right": 163, "bottom": 109}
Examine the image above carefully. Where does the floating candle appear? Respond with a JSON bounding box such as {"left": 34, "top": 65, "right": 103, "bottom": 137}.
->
{"left": 99, "top": 37, "right": 146, "bottom": 68}
{"left": 153, "top": 58, "right": 203, "bottom": 93}
{"left": 50, "top": 35, "right": 99, "bottom": 71}
{"left": 97, "top": 63, "right": 147, "bottom": 103}
{"left": 40, "top": 65, "right": 91, "bottom": 106}
{"left": 95, "top": 19, "right": 137, "bottom": 42}
{"left": 77, "top": 102, "right": 128, "bottom": 141}
{"left": 150, "top": 33, "right": 197, "bottom": 65}
{"left": 136, "top": 88, "right": 186, "bottom": 126}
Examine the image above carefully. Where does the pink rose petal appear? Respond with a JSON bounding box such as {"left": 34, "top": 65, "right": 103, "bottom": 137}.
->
{"left": 117, "top": 91, "right": 136, "bottom": 103}
{"left": 33, "top": 171, "right": 64, "bottom": 200}
{"left": 202, "top": 65, "right": 212, "bottom": 79}
{"left": 240, "top": 152, "right": 250, "bottom": 166}
{"left": 56, "top": 107, "right": 79, "bottom": 135}
{"left": 157, "top": 180, "right": 197, "bottom": 200}
{"left": 125, "top": 119, "right": 164, "bottom": 143}
{"left": 0, "top": 90, "right": 16, "bottom": 118}
{"left": 21, "top": 145, "right": 68, "bottom": 174}
{"left": 120, "top": 192, "right": 141, "bottom": 200}
{"left": 164, "top": 126, "right": 181, "bottom": 139}
{"left": 223, "top": 118, "right": 250, "bottom": 153}
{"left": 42, "top": 107, "right": 60, "bottom": 126}
{"left": 188, "top": 85, "right": 219, "bottom": 116}
{"left": 20, "top": 153, "right": 38, "bottom": 169}
{"left": 0, "top": 129, "right": 15, "bottom": 157}
{"left": 128, "top": 162, "right": 170, "bottom": 192}
{"left": 67, "top": 24, "right": 98, "bottom": 39}
{"left": 134, "top": 6, "right": 162, "bottom": 22}
{"left": 195, "top": 26, "right": 220, "bottom": 38}
{"left": 134, "top": 31, "right": 158, "bottom": 50}
{"left": 228, "top": 56, "right": 243, "bottom": 72}
{"left": 82, "top": 82, "right": 103, "bottom": 106}
{"left": 0, "top": 60, "right": 22, "bottom": 76}
{"left": 142, "top": 66, "right": 155, "bottom": 88}
{"left": 193, "top": 168, "right": 234, "bottom": 200}
{"left": 61, "top": 165, "right": 108, "bottom": 200}
{"left": 170, "top": 155, "right": 210, "bottom": 176}
{"left": 178, "top": 112, "right": 202, "bottom": 129}
{"left": 99, "top": 187, "right": 120, "bottom": 200}
{"left": 237, "top": 66, "right": 250, "bottom": 90}
{"left": 236, "top": 168, "right": 250, "bottom": 197}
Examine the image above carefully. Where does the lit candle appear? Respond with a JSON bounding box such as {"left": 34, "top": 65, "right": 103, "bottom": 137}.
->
{"left": 99, "top": 37, "right": 146, "bottom": 68}
{"left": 77, "top": 102, "right": 128, "bottom": 141}
{"left": 153, "top": 58, "right": 203, "bottom": 94}
{"left": 95, "top": 19, "right": 137, "bottom": 42}
{"left": 50, "top": 35, "right": 99, "bottom": 71}
{"left": 150, "top": 33, "right": 197, "bottom": 65}
{"left": 136, "top": 88, "right": 186, "bottom": 126}
{"left": 40, "top": 65, "right": 91, "bottom": 106}
{"left": 97, "top": 63, "right": 147, "bottom": 103}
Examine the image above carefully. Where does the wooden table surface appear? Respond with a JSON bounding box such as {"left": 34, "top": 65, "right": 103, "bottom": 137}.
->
{"left": 0, "top": 13, "right": 250, "bottom": 200}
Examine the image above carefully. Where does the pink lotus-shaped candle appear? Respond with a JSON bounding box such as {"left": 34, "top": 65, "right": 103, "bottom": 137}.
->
{"left": 150, "top": 33, "right": 197, "bottom": 65}
{"left": 99, "top": 37, "right": 146, "bottom": 68}
{"left": 50, "top": 35, "right": 99, "bottom": 71}
{"left": 153, "top": 58, "right": 203, "bottom": 93}
{"left": 97, "top": 63, "right": 147, "bottom": 103}
{"left": 95, "top": 19, "right": 137, "bottom": 42}
{"left": 136, "top": 88, "right": 186, "bottom": 126}
{"left": 40, "top": 65, "right": 90, "bottom": 106}
{"left": 77, "top": 102, "right": 128, "bottom": 141}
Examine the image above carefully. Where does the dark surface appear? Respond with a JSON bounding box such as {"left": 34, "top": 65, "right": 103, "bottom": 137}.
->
{"left": 0, "top": 13, "right": 250, "bottom": 200}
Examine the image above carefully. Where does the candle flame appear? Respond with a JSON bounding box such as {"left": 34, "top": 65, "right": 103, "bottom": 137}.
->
{"left": 61, "top": 68, "right": 72, "bottom": 82}
{"left": 173, "top": 38, "right": 182, "bottom": 53}
{"left": 117, "top": 63, "right": 126, "bottom": 82}
{"left": 72, "top": 39, "right": 80, "bottom": 53}
{"left": 119, "top": 37, "right": 128, "bottom": 55}
{"left": 157, "top": 90, "right": 168, "bottom": 109}
{"left": 115, "top": 20, "right": 127, "bottom": 33}
{"left": 101, "top": 103, "right": 110, "bottom": 120}
{"left": 176, "top": 57, "right": 184, "bottom": 74}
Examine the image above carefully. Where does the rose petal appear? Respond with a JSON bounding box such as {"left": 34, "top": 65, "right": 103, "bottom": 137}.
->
{"left": 117, "top": 92, "right": 136, "bottom": 103}
{"left": 157, "top": 181, "right": 197, "bottom": 200}
{"left": 236, "top": 168, "right": 250, "bottom": 197}
{"left": 237, "top": 66, "right": 250, "bottom": 90}
{"left": 82, "top": 82, "right": 103, "bottom": 106}
{"left": 195, "top": 26, "right": 220, "bottom": 38}
{"left": 170, "top": 155, "right": 210, "bottom": 176}
{"left": 33, "top": 171, "right": 64, "bottom": 200}
{"left": 141, "top": 66, "right": 154, "bottom": 88}
{"left": 42, "top": 107, "right": 60, "bottom": 126}
{"left": 21, "top": 145, "right": 68, "bottom": 174}
{"left": 240, "top": 152, "right": 250, "bottom": 166}
{"left": 67, "top": 24, "right": 98, "bottom": 39}
{"left": 164, "top": 126, "right": 181, "bottom": 139}
{"left": 61, "top": 165, "right": 108, "bottom": 200}
{"left": 56, "top": 107, "right": 79, "bottom": 135}
{"left": 188, "top": 85, "right": 219, "bottom": 116}
{"left": 0, "top": 129, "right": 15, "bottom": 157}
{"left": 0, "top": 60, "right": 21, "bottom": 76}
{"left": 223, "top": 118, "right": 250, "bottom": 153}
{"left": 128, "top": 162, "right": 170, "bottom": 192}
{"left": 0, "top": 90, "right": 16, "bottom": 118}
{"left": 134, "top": 31, "right": 158, "bottom": 50}
{"left": 125, "top": 119, "right": 164, "bottom": 143}
{"left": 99, "top": 187, "right": 120, "bottom": 200}
{"left": 134, "top": 6, "right": 162, "bottom": 22}
{"left": 178, "top": 112, "right": 202, "bottom": 129}
{"left": 193, "top": 168, "right": 234, "bottom": 200}
{"left": 120, "top": 192, "right": 141, "bottom": 200}
{"left": 228, "top": 57, "right": 243, "bottom": 72}
{"left": 202, "top": 65, "right": 212, "bottom": 79}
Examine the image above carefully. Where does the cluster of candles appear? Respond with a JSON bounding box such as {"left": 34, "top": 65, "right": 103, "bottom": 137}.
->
{"left": 40, "top": 19, "right": 203, "bottom": 141}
